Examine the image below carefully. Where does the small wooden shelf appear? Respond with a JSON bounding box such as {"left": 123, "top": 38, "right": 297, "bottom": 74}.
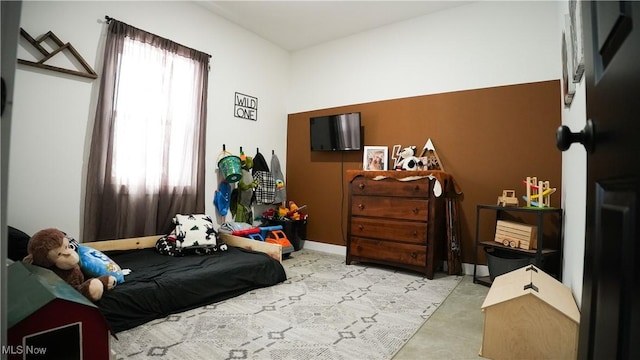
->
{"left": 18, "top": 28, "right": 97, "bottom": 79}
{"left": 473, "top": 204, "right": 563, "bottom": 287}
{"left": 478, "top": 241, "right": 559, "bottom": 255}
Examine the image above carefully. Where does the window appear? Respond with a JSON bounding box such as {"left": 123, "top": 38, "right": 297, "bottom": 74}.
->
{"left": 84, "top": 19, "right": 210, "bottom": 241}
{"left": 111, "top": 37, "right": 200, "bottom": 189}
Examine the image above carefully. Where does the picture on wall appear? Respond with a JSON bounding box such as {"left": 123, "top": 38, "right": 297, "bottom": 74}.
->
{"left": 569, "top": 0, "right": 584, "bottom": 83}
{"left": 363, "top": 146, "right": 388, "bottom": 171}
{"left": 562, "top": 14, "right": 576, "bottom": 106}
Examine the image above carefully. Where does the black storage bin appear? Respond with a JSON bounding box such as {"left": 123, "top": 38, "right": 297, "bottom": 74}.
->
{"left": 265, "top": 219, "right": 307, "bottom": 251}
{"left": 484, "top": 247, "right": 532, "bottom": 281}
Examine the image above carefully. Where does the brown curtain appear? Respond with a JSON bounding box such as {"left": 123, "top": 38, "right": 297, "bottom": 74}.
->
{"left": 83, "top": 20, "right": 209, "bottom": 241}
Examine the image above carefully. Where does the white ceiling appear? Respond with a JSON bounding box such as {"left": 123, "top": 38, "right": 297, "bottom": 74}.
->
{"left": 197, "top": 1, "right": 473, "bottom": 51}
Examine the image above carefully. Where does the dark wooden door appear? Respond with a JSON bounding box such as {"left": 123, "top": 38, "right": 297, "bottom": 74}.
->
{"left": 578, "top": 2, "right": 640, "bottom": 358}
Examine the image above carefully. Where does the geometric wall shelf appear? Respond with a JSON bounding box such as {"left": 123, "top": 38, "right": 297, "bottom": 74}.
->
{"left": 17, "top": 28, "right": 97, "bottom": 79}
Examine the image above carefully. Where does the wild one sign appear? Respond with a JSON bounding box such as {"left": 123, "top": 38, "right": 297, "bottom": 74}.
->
{"left": 234, "top": 92, "right": 258, "bottom": 121}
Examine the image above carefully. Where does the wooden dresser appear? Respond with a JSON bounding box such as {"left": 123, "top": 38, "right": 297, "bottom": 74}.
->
{"left": 346, "top": 170, "right": 450, "bottom": 279}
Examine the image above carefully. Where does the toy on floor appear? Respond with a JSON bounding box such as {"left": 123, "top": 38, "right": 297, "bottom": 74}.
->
{"left": 265, "top": 229, "right": 295, "bottom": 255}
{"left": 232, "top": 225, "right": 295, "bottom": 256}
{"left": 522, "top": 177, "right": 557, "bottom": 208}
{"left": 231, "top": 227, "right": 264, "bottom": 241}
{"left": 259, "top": 225, "right": 294, "bottom": 255}
{"left": 497, "top": 190, "right": 519, "bottom": 207}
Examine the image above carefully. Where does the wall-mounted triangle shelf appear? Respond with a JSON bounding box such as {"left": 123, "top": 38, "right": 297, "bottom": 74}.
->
{"left": 17, "top": 28, "right": 97, "bottom": 79}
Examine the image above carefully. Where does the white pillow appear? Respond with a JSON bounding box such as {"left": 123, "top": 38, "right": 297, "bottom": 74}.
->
{"left": 173, "top": 214, "right": 227, "bottom": 251}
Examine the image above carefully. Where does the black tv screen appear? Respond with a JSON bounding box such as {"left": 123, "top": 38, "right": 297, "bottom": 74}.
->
{"left": 310, "top": 112, "right": 362, "bottom": 151}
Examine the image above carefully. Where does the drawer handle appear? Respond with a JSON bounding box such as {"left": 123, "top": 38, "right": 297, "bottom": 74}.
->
{"left": 414, "top": 185, "right": 420, "bottom": 192}
{"left": 359, "top": 183, "right": 365, "bottom": 190}
{"left": 358, "top": 225, "right": 364, "bottom": 231}
{"left": 358, "top": 204, "right": 365, "bottom": 210}
{"left": 412, "top": 230, "right": 418, "bottom": 237}
{"left": 411, "top": 252, "right": 418, "bottom": 259}
{"left": 412, "top": 207, "right": 419, "bottom": 214}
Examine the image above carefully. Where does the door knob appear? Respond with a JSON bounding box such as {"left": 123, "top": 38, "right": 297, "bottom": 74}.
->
{"left": 556, "top": 119, "right": 595, "bottom": 153}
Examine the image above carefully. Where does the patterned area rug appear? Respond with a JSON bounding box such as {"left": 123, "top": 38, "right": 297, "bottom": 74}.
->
{"left": 110, "top": 249, "right": 462, "bottom": 360}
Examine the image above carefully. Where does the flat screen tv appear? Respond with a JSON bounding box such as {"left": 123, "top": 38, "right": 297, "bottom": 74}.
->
{"left": 310, "top": 112, "right": 362, "bottom": 151}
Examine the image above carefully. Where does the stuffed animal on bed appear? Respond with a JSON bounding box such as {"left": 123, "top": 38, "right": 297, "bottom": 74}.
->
{"left": 23, "top": 228, "right": 116, "bottom": 302}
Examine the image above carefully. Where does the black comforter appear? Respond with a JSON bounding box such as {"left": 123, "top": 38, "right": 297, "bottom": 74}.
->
{"left": 97, "top": 246, "right": 287, "bottom": 333}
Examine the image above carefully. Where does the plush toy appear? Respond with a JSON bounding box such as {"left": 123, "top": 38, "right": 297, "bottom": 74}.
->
{"left": 231, "top": 154, "right": 260, "bottom": 224}
{"left": 274, "top": 201, "right": 306, "bottom": 220}
{"left": 23, "top": 228, "right": 116, "bottom": 302}
{"left": 287, "top": 201, "right": 302, "bottom": 220}
{"left": 396, "top": 146, "right": 423, "bottom": 171}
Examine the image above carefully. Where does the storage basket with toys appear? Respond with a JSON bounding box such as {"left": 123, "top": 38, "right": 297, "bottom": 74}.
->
{"left": 262, "top": 201, "right": 308, "bottom": 251}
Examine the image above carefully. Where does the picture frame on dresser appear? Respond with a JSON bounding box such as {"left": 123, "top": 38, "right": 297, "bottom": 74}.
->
{"left": 363, "top": 146, "right": 388, "bottom": 171}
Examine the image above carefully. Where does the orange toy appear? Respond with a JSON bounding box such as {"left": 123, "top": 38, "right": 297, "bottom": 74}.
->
{"left": 265, "top": 230, "right": 294, "bottom": 255}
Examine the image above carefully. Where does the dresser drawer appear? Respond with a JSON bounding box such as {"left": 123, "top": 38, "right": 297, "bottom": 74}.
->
{"left": 351, "top": 177, "right": 431, "bottom": 198}
{"left": 351, "top": 195, "right": 429, "bottom": 221}
{"left": 349, "top": 237, "right": 426, "bottom": 267}
{"left": 350, "top": 217, "right": 427, "bottom": 244}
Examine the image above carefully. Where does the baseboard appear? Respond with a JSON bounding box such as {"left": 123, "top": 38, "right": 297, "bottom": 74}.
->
{"left": 301, "top": 240, "right": 346, "bottom": 256}
{"left": 300, "top": 240, "right": 490, "bottom": 278}
{"left": 465, "top": 263, "right": 489, "bottom": 277}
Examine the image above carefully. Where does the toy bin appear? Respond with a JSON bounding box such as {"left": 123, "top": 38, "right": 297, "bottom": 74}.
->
{"left": 484, "top": 247, "right": 532, "bottom": 281}
{"left": 265, "top": 219, "right": 307, "bottom": 251}
{"left": 217, "top": 150, "right": 242, "bottom": 183}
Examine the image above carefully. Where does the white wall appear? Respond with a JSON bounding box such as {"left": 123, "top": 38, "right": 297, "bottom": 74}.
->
{"left": 560, "top": 84, "right": 586, "bottom": 307}
{"left": 8, "top": 1, "right": 289, "bottom": 237}
{"left": 289, "top": 1, "right": 560, "bottom": 113}
{"left": 557, "top": 1, "right": 588, "bottom": 307}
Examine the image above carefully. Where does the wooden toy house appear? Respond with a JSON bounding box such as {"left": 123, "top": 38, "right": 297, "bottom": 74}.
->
{"left": 480, "top": 264, "right": 579, "bottom": 359}
{"left": 7, "top": 261, "right": 111, "bottom": 360}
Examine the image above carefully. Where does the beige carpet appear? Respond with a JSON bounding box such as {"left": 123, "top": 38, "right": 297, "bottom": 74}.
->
{"left": 110, "top": 249, "right": 462, "bottom": 359}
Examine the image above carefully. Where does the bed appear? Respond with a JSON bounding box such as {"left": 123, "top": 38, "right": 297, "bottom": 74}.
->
{"left": 84, "top": 234, "right": 287, "bottom": 333}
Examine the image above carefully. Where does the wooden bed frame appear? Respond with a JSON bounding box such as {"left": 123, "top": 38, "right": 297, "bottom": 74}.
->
{"left": 83, "top": 233, "right": 282, "bottom": 262}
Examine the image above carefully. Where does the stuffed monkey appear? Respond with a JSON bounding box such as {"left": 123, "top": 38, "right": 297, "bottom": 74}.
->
{"left": 23, "top": 228, "right": 116, "bottom": 302}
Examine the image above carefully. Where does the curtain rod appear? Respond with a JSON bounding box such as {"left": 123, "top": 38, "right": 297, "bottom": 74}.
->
{"left": 104, "top": 15, "right": 212, "bottom": 58}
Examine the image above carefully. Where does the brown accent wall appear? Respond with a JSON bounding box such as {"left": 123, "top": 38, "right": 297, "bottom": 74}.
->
{"left": 286, "top": 80, "right": 561, "bottom": 264}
